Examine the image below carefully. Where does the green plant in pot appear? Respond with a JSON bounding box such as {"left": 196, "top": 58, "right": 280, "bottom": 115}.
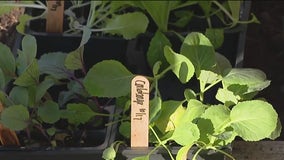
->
{"left": 0, "top": 34, "right": 121, "bottom": 159}
{"left": 82, "top": 32, "right": 281, "bottom": 160}
{"left": 111, "top": 0, "right": 258, "bottom": 75}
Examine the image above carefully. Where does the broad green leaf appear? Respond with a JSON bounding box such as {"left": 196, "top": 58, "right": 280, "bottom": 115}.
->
{"left": 164, "top": 46, "right": 195, "bottom": 84}
{"left": 155, "top": 101, "right": 185, "bottom": 133}
{"left": 83, "top": 60, "right": 134, "bottom": 97}
{"left": 102, "top": 145, "right": 116, "bottom": 160}
{"left": 184, "top": 89, "right": 196, "bottom": 101}
{"left": 0, "top": 105, "right": 29, "bottom": 131}
{"left": 38, "top": 52, "right": 71, "bottom": 79}
{"left": 147, "top": 31, "right": 171, "bottom": 70}
{"left": 182, "top": 99, "right": 206, "bottom": 123}
{"left": 230, "top": 100, "right": 278, "bottom": 141}
{"left": 214, "top": 52, "right": 232, "bottom": 75}
{"left": 105, "top": 12, "right": 148, "bottom": 39}
{"left": 9, "top": 86, "right": 29, "bottom": 107}
{"left": 61, "top": 103, "right": 95, "bottom": 126}
{"left": 0, "top": 68, "right": 5, "bottom": 89}
{"left": 14, "top": 59, "right": 39, "bottom": 86}
{"left": 0, "top": 43, "right": 16, "bottom": 77}
{"left": 119, "top": 121, "right": 130, "bottom": 139}
{"left": 214, "top": 127, "right": 237, "bottom": 146}
{"left": 176, "top": 145, "right": 192, "bottom": 160}
{"left": 198, "top": 70, "right": 220, "bottom": 84}
{"left": 216, "top": 88, "right": 238, "bottom": 106}
{"left": 140, "top": 1, "right": 170, "bottom": 32}
{"left": 38, "top": 100, "right": 60, "bottom": 124}
{"left": 16, "top": 14, "right": 32, "bottom": 34}
{"left": 181, "top": 32, "right": 216, "bottom": 76}
{"left": 205, "top": 28, "right": 224, "bottom": 49}
{"left": 201, "top": 105, "right": 230, "bottom": 132}
{"left": 171, "top": 122, "right": 200, "bottom": 146}
{"left": 35, "top": 77, "right": 55, "bottom": 102}
{"left": 222, "top": 68, "right": 271, "bottom": 93}
{"left": 65, "top": 47, "right": 84, "bottom": 70}
{"left": 149, "top": 95, "right": 162, "bottom": 123}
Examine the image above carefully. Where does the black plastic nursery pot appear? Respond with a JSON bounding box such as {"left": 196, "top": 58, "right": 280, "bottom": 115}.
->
{"left": 0, "top": 106, "right": 119, "bottom": 160}
{"left": 119, "top": 146, "right": 229, "bottom": 160}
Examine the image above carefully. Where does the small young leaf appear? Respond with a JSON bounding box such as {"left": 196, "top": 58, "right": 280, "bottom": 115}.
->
{"left": 38, "top": 100, "right": 60, "bottom": 124}
{"left": 38, "top": 52, "right": 71, "bottom": 79}
{"left": 147, "top": 31, "right": 171, "bottom": 70}
{"left": 152, "top": 61, "right": 162, "bottom": 76}
{"left": 65, "top": 47, "right": 84, "bottom": 70}
{"left": 14, "top": 59, "right": 39, "bottom": 86}
{"left": 102, "top": 145, "right": 116, "bottom": 160}
{"left": 215, "top": 88, "right": 238, "bottom": 106}
{"left": 83, "top": 60, "right": 134, "bottom": 97}
{"left": 164, "top": 46, "right": 195, "bottom": 84}
{"left": 1, "top": 105, "right": 30, "bottom": 131}
{"left": 105, "top": 12, "right": 149, "bottom": 39}
{"left": 198, "top": 70, "right": 220, "bottom": 84}
{"left": 22, "top": 34, "right": 37, "bottom": 61}
{"left": 230, "top": 100, "right": 278, "bottom": 141}
{"left": 61, "top": 103, "right": 95, "bottom": 126}
{"left": 180, "top": 32, "right": 216, "bottom": 76}
{"left": 171, "top": 122, "right": 200, "bottom": 146}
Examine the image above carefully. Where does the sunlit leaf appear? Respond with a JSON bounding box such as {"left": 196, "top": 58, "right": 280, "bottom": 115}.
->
{"left": 83, "top": 60, "right": 134, "bottom": 97}
{"left": 230, "top": 100, "right": 278, "bottom": 141}
{"left": 164, "top": 46, "right": 195, "bottom": 83}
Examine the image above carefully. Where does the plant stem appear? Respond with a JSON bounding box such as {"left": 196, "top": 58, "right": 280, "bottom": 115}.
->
{"left": 208, "top": 146, "right": 235, "bottom": 160}
{"left": 192, "top": 147, "right": 204, "bottom": 160}
{"left": 149, "top": 126, "right": 175, "bottom": 160}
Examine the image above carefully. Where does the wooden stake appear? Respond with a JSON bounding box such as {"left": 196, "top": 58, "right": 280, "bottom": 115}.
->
{"left": 131, "top": 76, "right": 149, "bottom": 147}
{"left": 46, "top": 0, "right": 64, "bottom": 33}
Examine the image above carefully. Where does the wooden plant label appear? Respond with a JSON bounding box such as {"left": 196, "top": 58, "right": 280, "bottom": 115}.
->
{"left": 46, "top": 0, "right": 64, "bottom": 33}
{"left": 131, "top": 75, "right": 149, "bottom": 147}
